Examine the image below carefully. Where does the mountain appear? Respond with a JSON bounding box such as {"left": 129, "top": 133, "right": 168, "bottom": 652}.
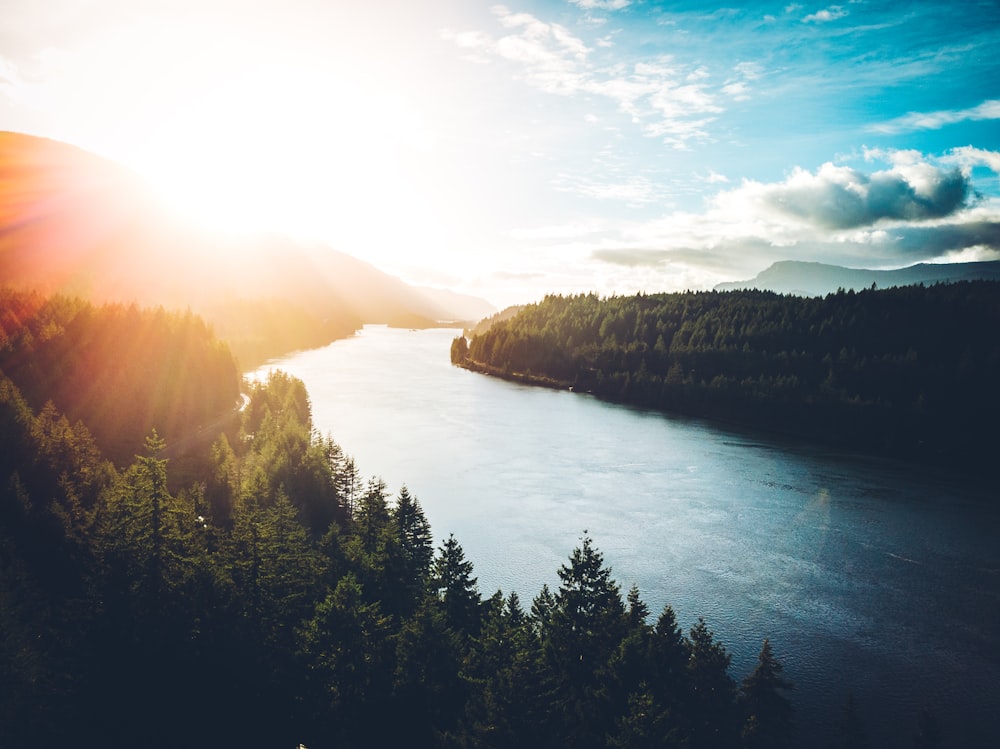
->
{"left": 411, "top": 285, "right": 497, "bottom": 324}
{"left": 714, "top": 259, "right": 1000, "bottom": 296}
{"left": 0, "top": 131, "right": 493, "bottom": 363}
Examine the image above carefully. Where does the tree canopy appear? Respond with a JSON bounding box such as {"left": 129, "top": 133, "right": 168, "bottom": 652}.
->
{"left": 455, "top": 283, "right": 1000, "bottom": 471}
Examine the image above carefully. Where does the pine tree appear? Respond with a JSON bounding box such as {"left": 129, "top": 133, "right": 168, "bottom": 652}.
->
{"left": 96, "top": 431, "right": 185, "bottom": 620}
{"left": 550, "top": 535, "right": 626, "bottom": 671}
{"left": 739, "top": 639, "right": 794, "bottom": 749}
{"left": 687, "top": 617, "right": 737, "bottom": 749}
{"left": 228, "top": 489, "right": 324, "bottom": 648}
{"left": 607, "top": 688, "right": 685, "bottom": 749}
{"left": 393, "top": 485, "right": 434, "bottom": 613}
{"left": 433, "top": 533, "right": 481, "bottom": 637}
{"left": 298, "top": 573, "right": 393, "bottom": 745}
{"left": 544, "top": 535, "right": 627, "bottom": 749}
{"left": 465, "top": 591, "right": 544, "bottom": 748}
{"left": 392, "top": 595, "right": 467, "bottom": 745}
{"left": 626, "top": 583, "right": 650, "bottom": 629}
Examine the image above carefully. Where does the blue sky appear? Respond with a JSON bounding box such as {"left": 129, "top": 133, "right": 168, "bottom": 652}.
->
{"left": 2, "top": 0, "right": 999, "bottom": 307}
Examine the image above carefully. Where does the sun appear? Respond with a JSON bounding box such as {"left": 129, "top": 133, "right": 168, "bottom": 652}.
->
{"left": 130, "top": 69, "right": 356, "bottom": 235}
{"left": 126, "top": 65, "right": 444, "bottom": 268}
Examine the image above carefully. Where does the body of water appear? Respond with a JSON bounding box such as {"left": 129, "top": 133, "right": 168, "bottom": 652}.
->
{"left": 252, "top": 325, "right": 999, "bottom": 748}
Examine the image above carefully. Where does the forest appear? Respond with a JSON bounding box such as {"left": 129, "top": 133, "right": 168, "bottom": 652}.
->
{"left": 2, "top": 289, "right": 950, "bottom": 748}
{"left": 454, "top": 283, "right": 1000, "bottom": 472}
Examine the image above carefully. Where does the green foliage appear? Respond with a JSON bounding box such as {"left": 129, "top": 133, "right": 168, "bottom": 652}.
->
{"left": 201, "top": 295, "right": 361, "bottom": 369}
{"left": 451, "top": 334, "right": 469, "bottom": 364}
{"left": 462, "top": 284, "right": 1000, "bottom": 469}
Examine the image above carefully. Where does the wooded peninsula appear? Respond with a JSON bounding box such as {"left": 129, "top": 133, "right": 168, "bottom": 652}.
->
{"left": 453, "top": 283, "right": 1000, "bottom": 473}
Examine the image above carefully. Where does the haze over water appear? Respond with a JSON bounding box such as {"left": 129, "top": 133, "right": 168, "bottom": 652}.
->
{"left": 253, "top": 325, "right": 999, "bottom": 748}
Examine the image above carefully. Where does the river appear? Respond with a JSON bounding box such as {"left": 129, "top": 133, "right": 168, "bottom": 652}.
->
{"left": 251, "top": 325, "right": 999, "bottom": 748}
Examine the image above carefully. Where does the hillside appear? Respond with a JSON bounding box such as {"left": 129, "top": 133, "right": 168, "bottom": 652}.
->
{"left": 714, "top": 259, "right": 1000, "bottom": 296}
{"left": 0, "top": 288, "right": 240, "bottom": 470}
{"left": 0, "top": 131, "right": 493, "bottom": 365}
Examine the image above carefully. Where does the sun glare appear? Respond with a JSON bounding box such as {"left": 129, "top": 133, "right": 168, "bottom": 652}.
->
{"left": 127, "top": 64, "right": 448, "bottom": 270}
{"left": 14, "top": 10, "right": 480, "bottom": 278}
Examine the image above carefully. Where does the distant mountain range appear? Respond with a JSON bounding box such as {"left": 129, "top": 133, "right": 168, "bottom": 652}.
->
{"left": 0, "top": 131, "right": 493, "bottom": 363}
{"left": 714, "top": 259, "right": 1000, "bottom": 296}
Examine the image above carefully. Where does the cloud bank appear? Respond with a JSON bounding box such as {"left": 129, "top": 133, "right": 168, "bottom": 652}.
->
{"left": 567, "top": 149, "right": 1000, "bottom": 294}
{"left": 717, "top": 159, "right": 971, "bottom": 229}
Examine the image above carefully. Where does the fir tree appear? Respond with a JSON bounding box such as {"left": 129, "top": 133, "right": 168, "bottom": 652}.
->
{"left": 433, "top": 533, "right": 481, "bottom": 637}
{"left": 739, "top": 638, "right": 794, "bottom": 749}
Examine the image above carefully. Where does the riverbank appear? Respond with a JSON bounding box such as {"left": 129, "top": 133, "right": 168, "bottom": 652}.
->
{"left": 456, "top": 356, "right": 574, "bottom": 391}
{"left": 259, "top": 326, "right": 1000, "bottom": 749}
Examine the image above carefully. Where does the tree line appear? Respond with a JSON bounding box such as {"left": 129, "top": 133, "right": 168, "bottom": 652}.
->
{"left": 1, "top": 291, "right": 943, "bottom": 748}
{"left": 0, "top": 288, "right": 241, "bottom": 470}
{"left": 454, "top": 283, "right": 1000, "bottom": 471}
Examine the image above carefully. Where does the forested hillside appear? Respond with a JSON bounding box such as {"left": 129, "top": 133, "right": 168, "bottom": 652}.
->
{"left": 0, "top": 289, "right": 240, "bottom": 469}
{"left": 454, "top": 283, "right": 1000, "bottom": 470}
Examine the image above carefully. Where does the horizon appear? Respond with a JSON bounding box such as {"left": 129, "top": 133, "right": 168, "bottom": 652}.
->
{"left": 2, "top": 0, "right": 999, "bottom": 309}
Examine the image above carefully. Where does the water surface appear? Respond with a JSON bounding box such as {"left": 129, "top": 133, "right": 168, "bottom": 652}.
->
{"left": 252, "top": 325, "right": 999, "bottom": 748}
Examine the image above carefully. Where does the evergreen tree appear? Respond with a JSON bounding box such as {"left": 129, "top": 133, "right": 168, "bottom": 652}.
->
{"left": 433, "top": 533, "right": 482, "bottom": 637}
{"left": 626, "top": 583, "right": 650, "bottom": 629}
{"left": 607, "top": 688, "right": 685, "bottom": 749}
{"left": 95, "top": 431, "right": 193, "bottom": 622}
{"left": 465, "top": 591, "right": 545, "bottom": 748}
{"left": 297, "top": 573, "right": 393, "bottom": 745}
{"left": 228, "top": 489, "right": 324, "bottom": 649}
{"left": 393, "top": 485, "right": 434, "bottom": 613}
{"left": 687, "top": 617, "right": 737, "bottom": 749}
{"left": 530, "top": 583, "right": 556, "bottom": 636}
{"left": 544, "top": 535, "right": 627, "bottom": 749}
{"left": 393, "top": 595, "right": 468, "bottom": 746}
{"left": 739, "top": 639, "right": 794, "bottom": 749}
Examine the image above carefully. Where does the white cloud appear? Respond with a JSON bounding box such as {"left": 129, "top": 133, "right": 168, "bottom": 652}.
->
{"left": 869, "top": 98, "right": 1000, "bottom": 135}
{"left": 552, "top": 173, "right": 665, "bottom": 205}
{"left": 447, "top": 8, "right": 723, "bottom": 149}
{"left": 449, "top": 30, "right": 491, "bottom": 50}
{"left": 716, "top": 159, "right": 971, "bottom": 230}
{"left": 722, "top": 82, "right": 750, "bottom": 100}
{"left": 946, "top": 146, "right": 1000, "bottom": 175}
{"left": 568, "top": 0, "right": 631, "bottom": 9}
{"left": 733, "top": 61, "right": 763, "bottom": 80}
{"left": 803, "top": 6, "right": 848, "bottom": 23}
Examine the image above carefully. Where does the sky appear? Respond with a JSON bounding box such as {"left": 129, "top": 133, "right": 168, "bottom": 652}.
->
{"left": 3, "top": 0, "right": 1000, "bottom": 308}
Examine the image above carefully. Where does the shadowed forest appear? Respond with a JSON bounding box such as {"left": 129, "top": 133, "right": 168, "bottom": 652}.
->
{"left": 454, "top": 283, "right": 1000, "bottom": 472}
